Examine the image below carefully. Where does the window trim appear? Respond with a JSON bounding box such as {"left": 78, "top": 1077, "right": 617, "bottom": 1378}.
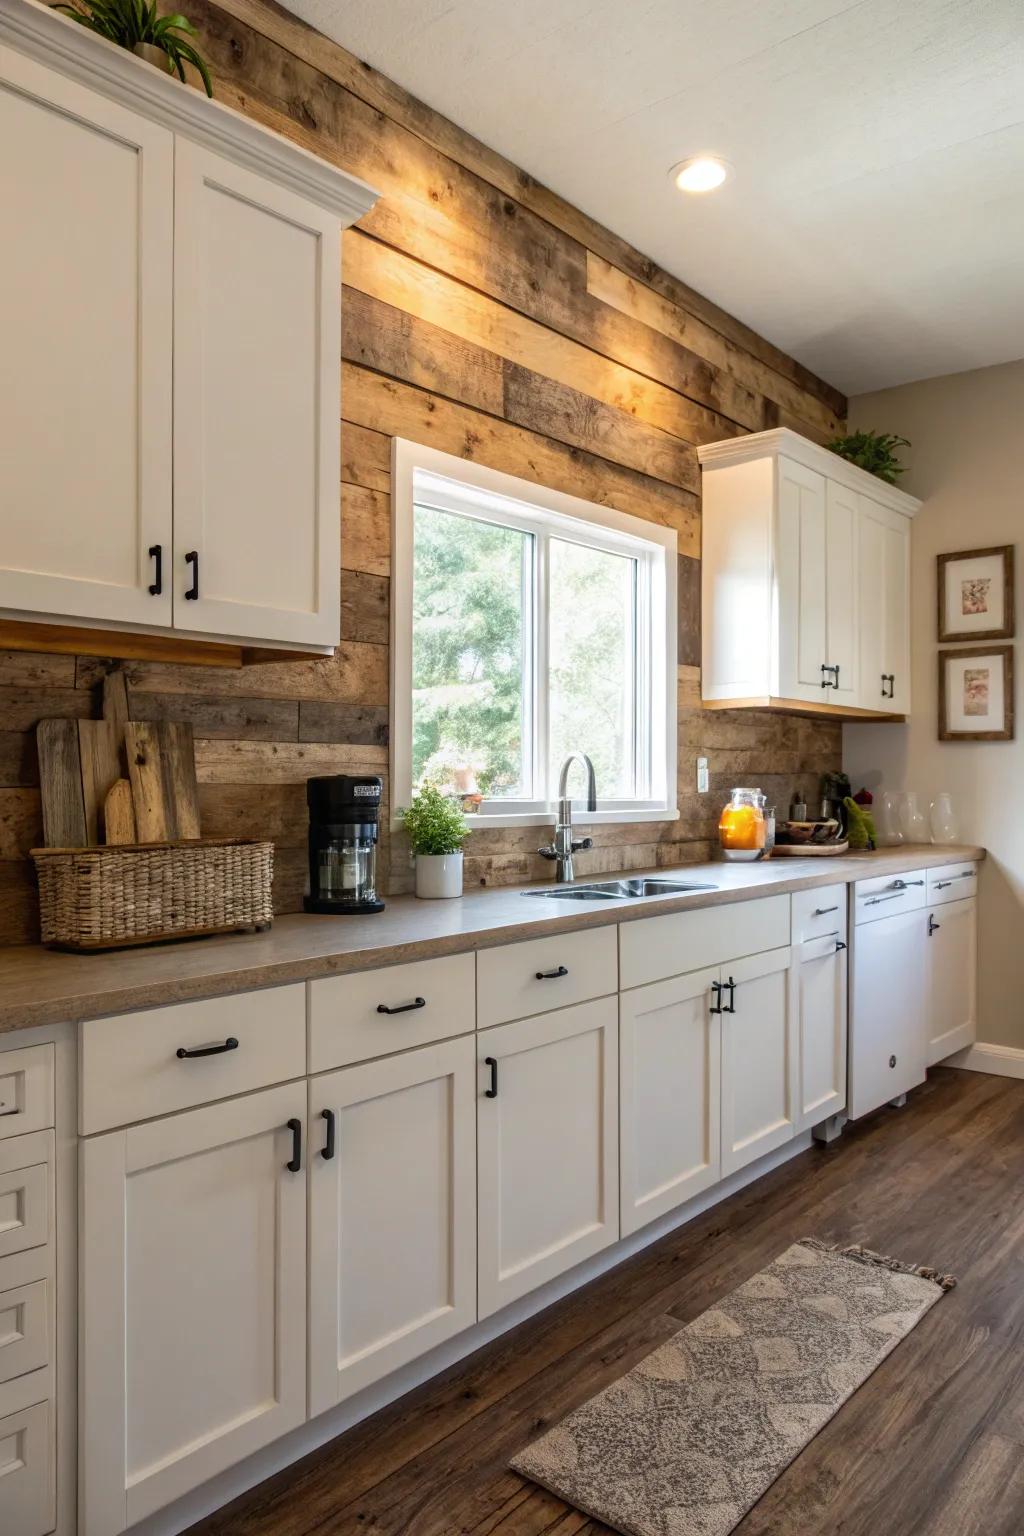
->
{"left": 391, "top": 439, "right": 678, "bottom": 830}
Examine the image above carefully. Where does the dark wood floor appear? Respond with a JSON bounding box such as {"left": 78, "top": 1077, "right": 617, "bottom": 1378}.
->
{"left": 189, "top": 1066, "right": 1024, "bottom": 1536}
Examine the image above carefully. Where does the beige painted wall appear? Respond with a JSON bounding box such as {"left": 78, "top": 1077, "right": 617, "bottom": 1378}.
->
{"left": 844, "top": 359, "right": 1024, "bottom": 1048}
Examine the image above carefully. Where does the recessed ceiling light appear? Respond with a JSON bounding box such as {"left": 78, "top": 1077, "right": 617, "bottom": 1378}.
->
{"left": 670, "top": 156, "right": 730, "bottom": 193}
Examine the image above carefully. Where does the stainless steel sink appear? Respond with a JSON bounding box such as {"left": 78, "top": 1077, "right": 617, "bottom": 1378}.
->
{"left": 523, "top": 878, "right": 717, "bottom": 901}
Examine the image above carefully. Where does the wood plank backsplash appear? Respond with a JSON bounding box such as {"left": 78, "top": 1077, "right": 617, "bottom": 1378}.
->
{"left": 0, "top": 0, "right": 845, "bottom": 943}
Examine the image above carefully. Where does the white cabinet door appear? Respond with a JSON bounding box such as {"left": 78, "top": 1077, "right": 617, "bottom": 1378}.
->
{"left": 776, "top": 457, "right": 828, "bottom": 701}
{"left": 173, "top": 141, "right": 340, "bottom": 646}
{"left": 926, "top": 898, "right": 977, "bottom": 1065}
{"left": 720, "top": 948, "right": 797, "bottom": 1176}
{"left": 0, "top": 49, "right": 173, "bottom": 627}
{"left": 849, "top": 910, "right": 926, "bottom": 1119}
{"left": 620, "top": 968, "right": 721, "bottom": 1237}
{"left": 308, "top": 1037, "right": 477, "bottom": 1413}
{"left": 80, "top": 1083, "right": 307, "bottom": 1536}
{"left": 882, "top": 514, "right": 911, "bottom": 713}
{"left": 825, "top": 479, "right": 859, "bottom": 705}
{"left": 477, "top": 999, "right": 618, "bottom": 1319}
{"left": 796, "top": 935, "right": 847, "bottom": 1130}
{"left": 858, "top": 496, "right": 910, "bottom": 714}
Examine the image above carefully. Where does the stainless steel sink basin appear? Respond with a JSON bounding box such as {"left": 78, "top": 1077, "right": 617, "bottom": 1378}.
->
{"left": 523, "top": 878, "right": 717, "bottom": 900}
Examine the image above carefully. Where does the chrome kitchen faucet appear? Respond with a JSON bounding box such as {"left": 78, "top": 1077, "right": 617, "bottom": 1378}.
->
{"left": 538, "top": 753, "right": 596, "bottom": 882}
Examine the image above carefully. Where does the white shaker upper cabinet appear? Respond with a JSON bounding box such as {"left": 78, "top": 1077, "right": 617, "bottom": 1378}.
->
{"left": 0, "top": 48, "right": 173, "bottom": 627}
{"left": 0, "top": 1, "right": 378, "bottom": 652}
{"left": 172, "top": 142, "right": 340, "bottom": 646}
{"left": 698, "top": 429, "right": 919, "bottom": 719}
{"left": 858, "top": 495, "right": 911, "bottom": 715}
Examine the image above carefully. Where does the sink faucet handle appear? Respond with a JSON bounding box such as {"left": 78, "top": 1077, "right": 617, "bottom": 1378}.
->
{"left": 538, "top": 844, "right": 558, "bottom": 860}
{"left": 571, "top": 837, "right": 593, "bottom": 853}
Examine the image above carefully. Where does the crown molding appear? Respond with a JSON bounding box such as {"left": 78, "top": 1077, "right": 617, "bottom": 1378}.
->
{"left": 697, "top": 427, "right": 921, "bottom": 518}
{"left": 0, "top": 0, "right": 379, "bottom": 223}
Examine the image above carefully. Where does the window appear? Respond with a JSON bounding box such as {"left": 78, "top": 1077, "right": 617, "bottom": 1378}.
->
{"left": 392, "top": 441, "right": 677, "bottom": 825}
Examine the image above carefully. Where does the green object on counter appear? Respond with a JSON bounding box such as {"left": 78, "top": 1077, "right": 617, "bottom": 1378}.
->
{"left": 844, "top": 796, "right": 877, "bottom": 850}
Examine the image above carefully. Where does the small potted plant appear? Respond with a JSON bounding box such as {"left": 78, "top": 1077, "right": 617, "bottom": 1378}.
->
{"left": 53, "top": 0, "right": 214, "bottom": 96}
{"left": 399, "top": 785, "right": 468, "bottom": 899}
{"left": 825, "top": 429, "right": 910, "bottom": 485}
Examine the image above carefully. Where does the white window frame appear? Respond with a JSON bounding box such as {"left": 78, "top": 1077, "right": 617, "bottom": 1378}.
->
{"left": 391, "top": 439, "right": 678, "bottom": 829}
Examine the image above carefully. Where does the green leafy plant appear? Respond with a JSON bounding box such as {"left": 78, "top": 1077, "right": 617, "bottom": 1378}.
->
{"left": 399, "top": 784, "right": 468, "bottom": 857}
{"left": 826, "top": 429, "right": 910, "bottom": 485}
{"left": 53, "top": 0, "right": 213, "bottom": 96}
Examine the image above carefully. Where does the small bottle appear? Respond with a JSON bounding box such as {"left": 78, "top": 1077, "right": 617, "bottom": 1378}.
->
{"left": 790, "top": 790, "right": 808, "bottom": 821}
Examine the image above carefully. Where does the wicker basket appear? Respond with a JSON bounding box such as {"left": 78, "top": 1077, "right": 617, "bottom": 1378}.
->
{"left": 32, "top": 839, "right": 274, "bottom": 951}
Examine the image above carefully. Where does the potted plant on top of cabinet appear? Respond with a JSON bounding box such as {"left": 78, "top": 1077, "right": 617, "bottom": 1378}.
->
{"left": 52, "top": 0, "right": 214, "bottom": 94}
{"left": 400, "top": 785, "right": 469, "bottom": 898}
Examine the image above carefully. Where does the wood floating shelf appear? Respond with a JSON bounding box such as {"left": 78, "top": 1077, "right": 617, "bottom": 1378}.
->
{"left": 701, "top": 696, "right": 907, "bottom": 723}
{"left": 0, "top": 620, "right": 330, "bottom": 669}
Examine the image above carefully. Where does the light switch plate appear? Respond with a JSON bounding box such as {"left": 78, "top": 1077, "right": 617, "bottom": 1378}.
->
{"left": 696, "top": 756, "right": 709, "bottom": 794}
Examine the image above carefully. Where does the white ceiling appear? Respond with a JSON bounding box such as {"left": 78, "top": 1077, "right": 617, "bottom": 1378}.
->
{"left": 284, "top": 0, "right": 1024, "bottom": 397}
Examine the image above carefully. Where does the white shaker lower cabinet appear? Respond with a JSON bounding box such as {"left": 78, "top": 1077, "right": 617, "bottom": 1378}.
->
{"left": 795, "top": 934, "right": 848, "bottom": 1130}
{"left": 619, "top": 967, "right": 722, "bottom": 1237}
{"left": 80, "top": 1083, "right": 307, "bottom": 1536}
{"left": 925, "top": 897, "right": 977, "bottom": 1065}
{"left": 308, "top": 1037, "right": 477, "bottom": 1414}
{"left": 720, "top": 948, "right": 798, "bottom": 1176}
{"left": 477, "top": 999, "right": 619, "bottom": 1319}
{"left": 848, "top": 908, "right": 926, "bottom": 1120}
{"left": 0, "top": 1399, "right": 53, "bottom": 1536}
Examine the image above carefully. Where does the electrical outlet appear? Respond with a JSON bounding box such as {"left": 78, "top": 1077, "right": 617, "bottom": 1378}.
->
{"left": 696, "top": 756, "right": 709, "bottom": 794}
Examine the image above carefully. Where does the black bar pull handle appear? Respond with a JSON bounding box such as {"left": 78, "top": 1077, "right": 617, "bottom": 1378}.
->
{"left": 185, "top": 549, "right": 200, "bottom": 600}
{"left": 881, "top": 673, "right": 895, "bottom": 699}
{"left": 820, "top": 663, "right": 840, "bottom": 689}
{"left": 484, "top": 1057, "right": 498, "bottom": 1098}
{"left": 286, "top": 1117, "right": 302, "bottom": 1172}
{"left": 835, "top": 939, "right": 847, "bottom": 952}
{"left": 723, "top": 977, "right": 737, "bottom": 1013}
{"left": 928, "top": 915, "right": 941, "bottom": 936}
{"left": 709, "top": 981, "right": 723, "bottom": 1015}
{"left": 321, "top": 1108, "right": 336, "bottom": 1160}
{"left": 376, "top": 997, "right": 426, "bottom": 1015}
{"left": 148, "top": 544, "right": 163, "bottom": 596}
{"left": 176, "top": 1036, "right": 238, "bottom": 1059}
{"left": 536, "top": 965, "right": 569, "bottom": 980}
{"left": 813, "top": 904, "right": 839, "bottom": 916}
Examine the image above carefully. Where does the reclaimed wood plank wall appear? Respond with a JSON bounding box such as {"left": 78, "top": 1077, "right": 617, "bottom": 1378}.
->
{"left": 0, "top": 0, "right": 846, "bottom": 942}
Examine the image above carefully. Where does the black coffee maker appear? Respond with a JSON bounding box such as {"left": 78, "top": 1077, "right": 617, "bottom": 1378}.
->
{"left": 304, "top": 775, "right": 385, "bottom": 914}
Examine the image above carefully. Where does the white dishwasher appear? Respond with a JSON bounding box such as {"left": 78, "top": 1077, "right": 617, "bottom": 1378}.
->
{"left": 848, "top": 870, "right": 928, "bottom": 1119}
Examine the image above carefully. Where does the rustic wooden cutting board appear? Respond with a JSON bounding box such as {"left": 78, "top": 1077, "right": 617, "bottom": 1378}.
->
{"left": 37, "top": 718, "right": 88, "bottom": 847}
{"left": 125, "top": 721, "right": 201, "bottom": 841}
{"left": 78, "top": 719, "right": 121, "bottom": 844}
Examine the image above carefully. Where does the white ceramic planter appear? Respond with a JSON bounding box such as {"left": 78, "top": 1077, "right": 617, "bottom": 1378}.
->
{"left": 414, "top": 851, "right": 464, "bottom": 899}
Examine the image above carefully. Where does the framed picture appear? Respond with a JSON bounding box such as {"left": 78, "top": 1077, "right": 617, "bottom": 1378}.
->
{"left": 939, "top": 645, "right": 1015, "bottom": 741}
{"left": 937, "top": 545, "right": 1015, "bottom": 641}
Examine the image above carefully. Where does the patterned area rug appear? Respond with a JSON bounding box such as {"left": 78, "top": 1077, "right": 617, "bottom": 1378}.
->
{"left": 511, "top": 1240, "right": 955, "bottom": 1536}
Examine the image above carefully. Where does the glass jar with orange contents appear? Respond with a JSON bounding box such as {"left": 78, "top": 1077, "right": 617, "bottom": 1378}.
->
{"left": 718, "top": 787, "right": 767, "bottom": 861}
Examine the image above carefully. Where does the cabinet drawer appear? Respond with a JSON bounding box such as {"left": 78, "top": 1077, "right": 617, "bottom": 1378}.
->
{"left": 792, "top": 885, "right": 847, "bottom": 942}
{"left": 477, "top": 927, "right": 617, "bottom": 1030}
{"left": 620, "top": 896, "right": 790, "bottom": 990}
{"left": 80, "top": 984, "right": 306, "bottom": 1135}
{"left": 0, "top": 1280, "right": 48, "bottom": 1387}
{"left": 0, "top": 1398, "right": 54, "bottom": 1536}
{"left": 309, "top": 954, "right": 475, "bottom": 1074}
{"left": 0, "top": 1136, "right": 50, "bottom": 1264}
{"left": 853, "top": 869, "right": 927, "bottom": 925}
{"left": 927, "top": 863, "right": 977, "bottom": 906}
{"left": 0, "top": 1046, "right": 53, "bottom": 1142}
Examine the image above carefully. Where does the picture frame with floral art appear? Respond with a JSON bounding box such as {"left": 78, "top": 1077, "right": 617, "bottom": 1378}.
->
{"left": 938, "top": 645, "right": 1014, "bottom": 741}
{"left": 937, "top": 545, "right": 1015, "bottom": 642}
